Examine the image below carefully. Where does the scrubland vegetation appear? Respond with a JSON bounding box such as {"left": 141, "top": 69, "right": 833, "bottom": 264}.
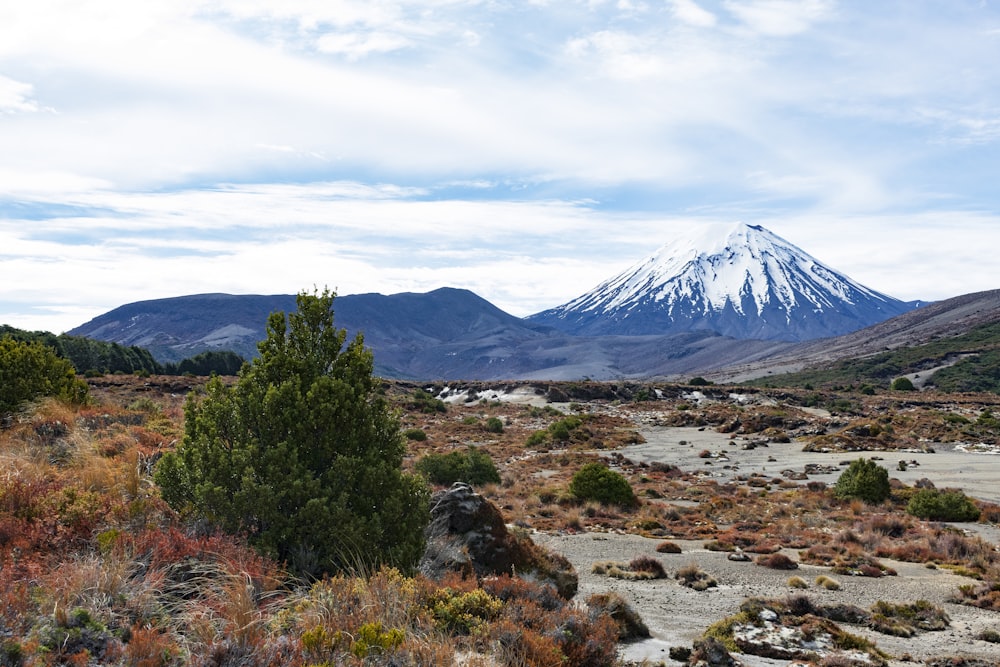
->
{"left": 5, "top": 300, "right": 1000, "bottom": 665}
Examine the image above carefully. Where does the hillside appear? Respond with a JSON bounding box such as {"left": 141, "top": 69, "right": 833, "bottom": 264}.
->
{"left": 68, "top": 288, "right": 798, "bottom": 380}
{"left": 727, "top": 289, "right": 1000, "bottom": 391}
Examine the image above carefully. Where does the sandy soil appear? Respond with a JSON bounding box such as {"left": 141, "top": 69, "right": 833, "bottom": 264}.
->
{"left": 533, "top": 425, "right": 1000, "bottom": 665}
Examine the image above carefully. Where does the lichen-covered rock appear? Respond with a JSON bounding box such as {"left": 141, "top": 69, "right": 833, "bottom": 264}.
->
{"left": 688, "top": 637, "right": 743, "bottom": 666}
{"left": 418, "top": 483, "right": 578, "bottom": 598}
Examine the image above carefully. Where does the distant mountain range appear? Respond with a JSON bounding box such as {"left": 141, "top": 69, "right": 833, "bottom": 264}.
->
{"left": 67, "top": 223, "right": 983, "bottom": 381}
{"left": 528, "top": 223, "right": 919, "bottom": 341}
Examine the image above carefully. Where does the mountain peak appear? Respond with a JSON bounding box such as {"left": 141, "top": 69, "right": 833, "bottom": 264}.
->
{"left": 528, "top": 223, "right": 917, "bottom": 341}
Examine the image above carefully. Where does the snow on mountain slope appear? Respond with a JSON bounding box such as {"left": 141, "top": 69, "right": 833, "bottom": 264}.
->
{"left": 528, "top": 222, "right": 918, "bottom": 341}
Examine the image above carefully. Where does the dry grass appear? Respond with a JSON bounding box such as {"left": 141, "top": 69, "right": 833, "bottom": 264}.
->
{"left": 675, "top": 563, "right": 718, "bottom": 591}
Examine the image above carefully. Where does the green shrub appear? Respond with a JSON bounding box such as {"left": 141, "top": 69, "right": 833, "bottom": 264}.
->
{"left": 408, "top": 389, "right": 447, "bottom": 414}
{"left": 351, "top": 622, "right": 405, "bottom": 658}
{"left": 484, "top": 417, "right": 504, "bottom": 434}
{"left": 835, "top": 458, "right": 890, "bottom": 503}
{"left": 525, "top": 430, "right": 547, "bottom": 447}
{"left": 569, "top": 462, "right": 636, "bottom": 507}
{"left": 0, "top": 336, "right": 89, "bottom": 416}
{"left": 430, "top": 588, "right": 502, "bottom": 635}
{"left": 907, "top": 488, "right": 980, "bottom": 522}
{"left": 414, "top": 446, "right": 501, "bottom": 486}
{"left": 891, "top": 377, "right": 916, "bottom": 391}
{"left": 549, "top": 415, "right": 583, "bottom": 442}
{"left": 403, "top": 428, "right": 427, "bottom": 441}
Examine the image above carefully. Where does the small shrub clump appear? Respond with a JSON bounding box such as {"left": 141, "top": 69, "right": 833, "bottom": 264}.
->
{"left": 891, "top": 377, "right": 916, "bottom": 391}
{"left": 628, "top": 555, "right": 667, "bottom": 579}
{"left": 757, "top": 553, "right": 799, "bottom": 570}
{"left": 403, "top": 428, "right": 427, "bottom": 441}
{"left": 655, "top": 540, "right": 682, "bottom": 554}
{"left": 569, "top": 462, "right": 637, "bottom": 507}
{"left": 484, "top": 417, "right": 504, "bottom": 434}
{"left": 591, "top": 558, "right": 667, "bottom": 581}
{"left": 414, "top": 446, "right": 501, "bottom": 487}
{"left": 835, "top": 458, "right": 890, "bottom": 504}
{"left": 869, "top": 599, "right": 949, "bottom": 637}
{"left": 407, "top": 388, "right": 448, "bottom": 413}
{"left": 907, "top": 488, "right": 981, "bottom": 522}
{"left": 675, "top": 563, "right": 718, "bottom": 591}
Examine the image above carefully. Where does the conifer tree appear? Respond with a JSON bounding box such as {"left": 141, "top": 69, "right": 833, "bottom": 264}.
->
{"left": 155, "top": 289, "right": 429, "bottom": 575}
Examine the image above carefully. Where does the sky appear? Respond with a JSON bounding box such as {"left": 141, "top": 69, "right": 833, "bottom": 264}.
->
{"left": 1, "top": 0, "right": 999, "bottom": 334}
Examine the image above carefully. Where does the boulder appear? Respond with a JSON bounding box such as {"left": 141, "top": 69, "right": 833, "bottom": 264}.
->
{"left": 419, "top": 483, "right": 578, "bottom": 598}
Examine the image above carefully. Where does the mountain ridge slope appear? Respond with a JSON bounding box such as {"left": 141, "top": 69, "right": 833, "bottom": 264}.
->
{"left": 528, "top": 222, "right": 917, "bottom": 341}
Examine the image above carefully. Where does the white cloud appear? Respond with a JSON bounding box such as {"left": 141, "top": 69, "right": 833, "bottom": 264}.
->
{"left": 315, "top": 31, "right": 413, "bottom": 59}
{"left": 0, "top": 74, "right": 38, "bottom": 113}
{"left": 723, "top": 0, "right": 834, "bottom": 37}
{"left": 671, "top": 0, "right": 717, "bottom": 28}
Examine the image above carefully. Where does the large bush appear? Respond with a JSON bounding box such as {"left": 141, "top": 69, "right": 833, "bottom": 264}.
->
{"left": 154, "top": 289, "right": 430, "bottom": 576}
{"left": 907, "top": 488, "right": 980, "bottom": 522}
{"left": 835, "top": 458, "right": 890, "bottom": 504}
{"left": 0, "top": 336, "right": 88, "bottom": 416}
{"left": 569, "top": 462, "right": 636, "bottom": 507}
{"left": 415, "top": 447, "right": 501, "bottom": 486}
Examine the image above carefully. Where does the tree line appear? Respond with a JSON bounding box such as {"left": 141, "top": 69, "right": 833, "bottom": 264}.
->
{"left": 0, "top": 325, "right": 244, "bottom": 377}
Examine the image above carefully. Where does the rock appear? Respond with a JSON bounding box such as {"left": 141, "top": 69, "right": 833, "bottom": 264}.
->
{"left": 688, "top": 637, "right": 742, "bottom": 666}
{"left": 419, "top": 483, "right": 578, "bottom": 598}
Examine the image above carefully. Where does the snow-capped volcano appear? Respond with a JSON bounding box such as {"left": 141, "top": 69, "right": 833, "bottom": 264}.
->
{"left": 528, "top": 222, "right": 918, "bottom": 341}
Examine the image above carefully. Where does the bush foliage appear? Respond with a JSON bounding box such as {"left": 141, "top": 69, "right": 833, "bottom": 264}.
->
{"left": 414, "top": 447, "right": 501, "bottom": 486}
{"left": 907, "top": 488, "right": 980, "bottom": 522}
{"left": 154, "top": 289, "right": 430, "bottom": 576}
{"left": 835, "top": 458, "right": 891, "bottom": 503}
{"left": 0, "top": 336, "right": 88, "bottom": 416}
{"left": 891, "top": 376, "right": 916, "bottom": 391}
{"left": 569, "top": 462, "right": 636, "bottom": 507}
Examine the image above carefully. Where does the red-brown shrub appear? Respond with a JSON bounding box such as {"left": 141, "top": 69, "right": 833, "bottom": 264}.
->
{"left": 655, "top": 540, "right": 682, "bottom": 554}
{"left": 628, "top": 555, "right": 667, "bottom": 578}
{"left": 123, "top": 625, "right": 182, "bottom": 667}
{"left": 756, "top": 553, "right": 798, "bottom": 570}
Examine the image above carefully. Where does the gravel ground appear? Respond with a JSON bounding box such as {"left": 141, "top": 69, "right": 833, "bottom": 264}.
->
{"left": 533, "top": 532, "right": 1000, "bottom": 666}
{"left": 533, "top": 423, "right": 1000, "bottom": 665}
{"left": 619, "top": 426, "right": 1000, "bottom": 505}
